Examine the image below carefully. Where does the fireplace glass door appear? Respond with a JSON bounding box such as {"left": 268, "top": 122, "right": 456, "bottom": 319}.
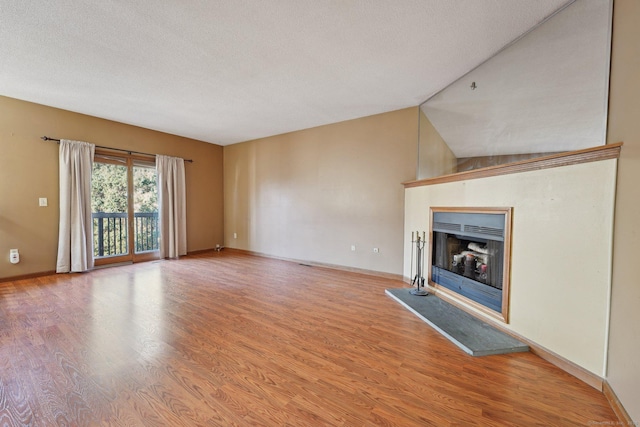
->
{"left": 429, "top": 208, "right": 511, "bottom": 321}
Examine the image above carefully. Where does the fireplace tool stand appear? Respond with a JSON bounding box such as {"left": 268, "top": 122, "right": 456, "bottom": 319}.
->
{"left": 410, "top": 232, "right": 428, "bottom": 296}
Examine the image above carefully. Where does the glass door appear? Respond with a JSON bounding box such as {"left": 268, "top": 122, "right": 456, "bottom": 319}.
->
{"left": 92, "top": 155, "right": 130, "bottom": 264}
{"left": 92, "top": 152, "right": 160, "bottom": 266}
{"left": 132, "top": 160, "right": 159, "bottom": 262}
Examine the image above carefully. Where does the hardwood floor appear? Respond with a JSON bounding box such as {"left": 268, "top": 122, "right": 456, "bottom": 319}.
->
{"left": 0, "top": 251, "right": 617, "bottom": 426}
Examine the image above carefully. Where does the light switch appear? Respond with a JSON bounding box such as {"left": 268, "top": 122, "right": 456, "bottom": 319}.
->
{"left": 39, "top": 197, "right": 48, "bottom": 207}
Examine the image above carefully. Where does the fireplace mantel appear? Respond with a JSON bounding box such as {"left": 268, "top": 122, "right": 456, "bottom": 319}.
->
{"left": 404, "top": 142, "right": 622, "bottom": 189}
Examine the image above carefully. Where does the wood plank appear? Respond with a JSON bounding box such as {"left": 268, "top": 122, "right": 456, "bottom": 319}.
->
{"left": 0, "top": 251, "right": 619, "bottom": 425}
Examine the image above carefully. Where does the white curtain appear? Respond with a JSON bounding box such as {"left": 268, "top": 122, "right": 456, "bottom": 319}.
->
{"left": 56, "top": 140, "right": 95, "bottom": 273}
{"left": 157, "top": 154, "right": 187, "bottom": 258}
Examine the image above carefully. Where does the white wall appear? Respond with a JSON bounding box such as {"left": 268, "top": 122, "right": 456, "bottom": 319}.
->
{"left": 404, "top": 159, "right": 617, "bottom": 376}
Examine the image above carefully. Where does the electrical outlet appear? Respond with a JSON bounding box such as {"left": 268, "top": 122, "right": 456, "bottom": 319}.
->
{"left": 233, "top": 232, "right": 237, "bottom": 239}
{"left": 351, "top": 245, "right": 356, "bottom": 251}
{"left": 373, "top": 247, "right": 379, "bottom": 253}
{"left": 39, "top": 197, "right": 48, "bottom": 207}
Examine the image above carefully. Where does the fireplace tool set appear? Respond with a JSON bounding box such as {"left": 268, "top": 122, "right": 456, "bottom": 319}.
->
{"left": 410, "top": 231, "right": 428, "bottom": 296}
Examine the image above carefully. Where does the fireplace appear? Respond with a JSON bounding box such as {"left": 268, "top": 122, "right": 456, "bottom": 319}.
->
{"left": 429, "top": 207, "right": 512, "bottom": 322}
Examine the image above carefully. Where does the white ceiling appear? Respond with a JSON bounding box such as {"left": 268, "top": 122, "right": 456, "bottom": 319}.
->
{"left": 422, "top": 0, "right": 612, "bottom": 158}
{"left": 0, "top": 0, "right": 570, "bottom": 146}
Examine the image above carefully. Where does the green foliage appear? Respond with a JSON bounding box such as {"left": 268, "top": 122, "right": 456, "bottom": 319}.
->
{"left": 133, "top": 167, "right": 158, "bottom": 213}
{"left": 91, "top": 163, "right": 158, "bottom": 213}
{"left": 91, "top": 163, "right": 127, "bottom": 213}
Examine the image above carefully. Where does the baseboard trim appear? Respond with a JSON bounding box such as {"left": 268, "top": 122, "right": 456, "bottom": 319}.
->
{"left": 603, "top": 380, "right": 635, "bottom": 425}
{"left": 0, "top": 270, "right": 56, "bottom": 283}
{"left": 527, "top": 341, "right": 603, "bottom": 391}
{"left": 226, "top": 248, "right": 403, "bottom": 281}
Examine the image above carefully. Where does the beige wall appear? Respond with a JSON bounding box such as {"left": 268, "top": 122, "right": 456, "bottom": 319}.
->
{"left": 417, "top": 108, "right": 457, "bottom": 179}
{"left": 606, "top": 0, "right": 640, "bottom": 421}
{"left": 224, "top": 107, "right": 417, "bottom": 275}
{"left": 0, "top": 96, "right": 224, "bottom": 279}
{"left": 404, "top": 160, "right": 617, "bottom": 376}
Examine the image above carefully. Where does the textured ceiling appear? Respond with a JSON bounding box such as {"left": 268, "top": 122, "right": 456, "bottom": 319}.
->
{"left": 0, "top": 0, "right": 570, "bottom": 146}
{"left": 423, "top": 0, "right": 612, "bottom": 157}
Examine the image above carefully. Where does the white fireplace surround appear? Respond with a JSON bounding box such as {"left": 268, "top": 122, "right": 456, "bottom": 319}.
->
{"left": 404, "top": 158, "right": 617, "bottom": 378}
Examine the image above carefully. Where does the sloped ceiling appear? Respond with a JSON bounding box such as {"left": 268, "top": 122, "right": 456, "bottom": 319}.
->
{"left": 0, "top": 0, "right": 570, "bottom": 146}
{"left": 423, "top": 0, "right": 611, "bottom": 158}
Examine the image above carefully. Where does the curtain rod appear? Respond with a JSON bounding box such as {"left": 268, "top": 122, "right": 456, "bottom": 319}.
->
{"left": 41, "top": 136, "right": 194, "bottom": 163}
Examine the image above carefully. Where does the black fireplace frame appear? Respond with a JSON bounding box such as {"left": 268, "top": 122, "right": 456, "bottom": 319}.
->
{"left": 428, "top": 207, "right": 513, "bottom": 323}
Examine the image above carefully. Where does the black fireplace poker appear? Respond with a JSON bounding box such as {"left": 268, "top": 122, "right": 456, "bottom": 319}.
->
{"left": 410, "top": 231, "right": 428, "bottom": 296}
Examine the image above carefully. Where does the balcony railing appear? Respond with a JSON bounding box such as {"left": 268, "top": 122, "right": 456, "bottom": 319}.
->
{"left": 92, "top": 212, "right": 159, "bottom": 257}
{"left": 134, "top": 212, "right": 160, "bottom": 254}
